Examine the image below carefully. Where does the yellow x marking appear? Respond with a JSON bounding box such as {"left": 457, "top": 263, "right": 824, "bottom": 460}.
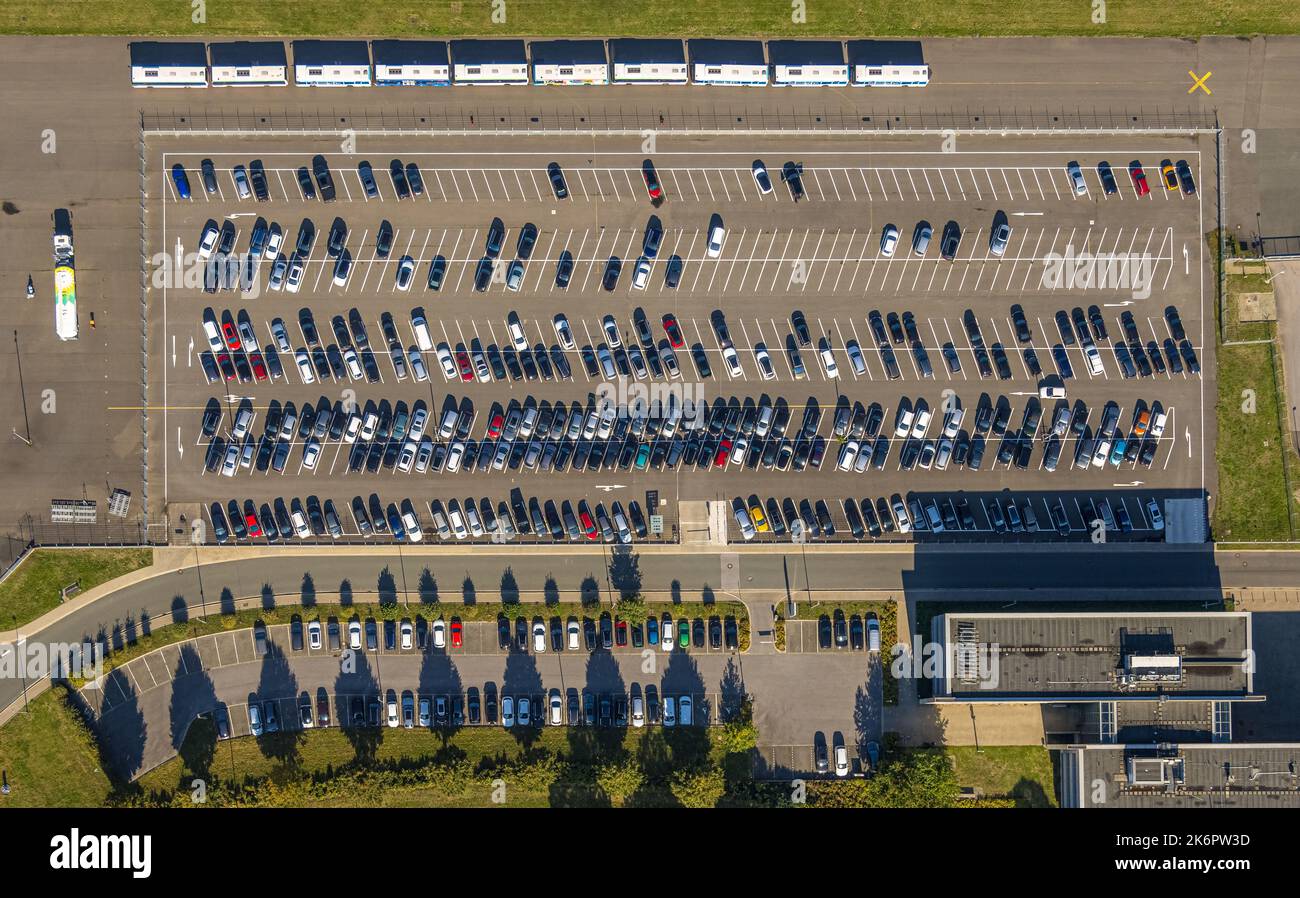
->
{"left": 1188, "top": 70, "right": 1212, "bottom": 95}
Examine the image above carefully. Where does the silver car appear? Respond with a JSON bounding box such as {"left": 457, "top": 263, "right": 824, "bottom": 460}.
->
{"left": 989, "top": 222, "right": 1012, "bottom": 256}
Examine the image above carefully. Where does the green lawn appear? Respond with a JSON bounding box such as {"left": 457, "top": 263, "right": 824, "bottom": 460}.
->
{"left": 0, "top": 548, "right": 152, "bottom": 629}
{"left": 947, "top": 746, "right": 1056, "bottom": 807}
{"left": 1, "top": 1, "right": 1297, "bottom": 37}
{"left": 1215, "top": 340, "right": 1294, "bottom": 541}
{"left": 0, "top": 686, "right": 116, "bottom": 807}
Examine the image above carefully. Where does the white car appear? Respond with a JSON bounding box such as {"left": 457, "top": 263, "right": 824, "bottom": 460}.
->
{"left": 834, "top": 745, "right": 850, "bottom": 777}
{"left": 706, "top": 223, "right": 725, "bottom": 258}
{"left": 202, "top": 317, "right": 223, "bottom": 353}
{"left": 397, "top": 442, "right": 417, "bottom": 473}
{"left": 400, "top": 620, "right": 413, "bottom": 649}
{"left": 837, "top": 440, "right": 860, "bottom": 471}
{"left": 632, "top": 257, "right": 651, "bottom": 290}
{"left": 518, "top": 697, "right": 531, "bottom": 727}
{"left": 879, "top": 224, "right": 899, "bottom": 257}
{"left": 332, "top": 253, "right": 352, "bottom": 287}
{"left": 1149, "top": 411, "right": 1168, "bottom": 439}
{"left": 307, "top": 620, "right": 322, "bottom": 649}
{"left": 198, "top": 222, "right": 220, "bottom": 259}
{"left": 348, "top": 619, "right": 362, "bottom": 650}
{"left": 891, "top": 500, "right": 912, "bottom": 534}
{"left": 343, "top": 347, "right": 363, "bottom": 380}
{"left": 549, "top": 691, "right": 563, "bottom": 726}
{"left": 386, "top": 698, "right": 399, "bottom": 728}
{"left": 507, "top": 312, "right": 528, "bottom": 351}
{"left": 754, "top": 343, "right": 776, "bottom": 380}
{"left": 910, "top": 408, "right": 932, "bottom": 440}
{"left": 553, "top": 314, "right": 575, "bottom": 350}
{"left": 294, "top": 349, "right": 315, "bottom": 384}
{"left": 631, "top": 696, "right": 645, "bottom": 728}
{"left": 291, "top": 510, "right": 311, "bottom": 539}
{"left": 1092, "top": 439, "right": 1111, "bottom": 467}
{"left": 263, "top": 226, "right": 283, "bottom": 260}
{"left": 432, "top": 618, "right": 446, "bottom": 648}
{"left": 601, "top": 315, "right": 622, "bottom": 349}
{"left": 733, "top": 504, "right": 756, "bottom": 541}
{"left": 501, "top": 695, "right": 515, "bottom": 728}
{"left": 285, "top": 257, "right": 305, "bottom": 293}
{"left": 435, "top": 343, "right": 456, "bottom": 380}
{"left": 722, "top": 345, "right": 742, "bottom": 378}
{"left": 567, "top": 618, "right": 580, "bottom": 650}
{"left": 894, "top": 408, "right": 915, "bottom": 438}
{"left": 942, "top": 408, "right": 965, "bottom": 439}
{"left": 401, "top": 508, "right": 423, "bottom": 542}
{"left": 395, "top": 256, "right": 415, "bottom": 291}
{"left": 410, "top": 313, "right": 433, "bottom": 351}
{"left": 301, "top": 439, "right": 321, "bottom": 470}
{"left": 248, "top": 704, "right": 263, "bottom": 737}
{"left": 819, "top": 344, "right": 839, "bottom": 379}
{"left": 343, "top": 414, "right": 361, "bottom": 443}
{"left": 1147, "top": 499, "right": 1165, "bottom": 531}
{"left": 751, "top": 159, "right": 773, "bottom": 194}
{"left": 444, "top": 441, "right": 464, "bottom": 473}
{"left": 532, "top": 621, "right": 546, "bottom": 653}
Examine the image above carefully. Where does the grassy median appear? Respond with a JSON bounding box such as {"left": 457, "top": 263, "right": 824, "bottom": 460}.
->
{"left": 946, "top": 745, "right": 1056, "bottom": 807}
{"left": 0, "top": 686, "right": 116, "bottom": 807}
{"left": 0, "top": 548, "right": 152, "bottom": 629}
{"left": 1, "top": 1, "right": 1297, "bottom": 37}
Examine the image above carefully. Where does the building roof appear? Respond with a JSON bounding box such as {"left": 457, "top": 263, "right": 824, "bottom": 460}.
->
{"left": 846, "top": 39, "right": 926, "bottom": 67}
{"left": 688, "top": 39, "right": 766, "bottom": 66}
{"left": 766, "top": 40, "right": 846, "bottom": 67}
{"left": 370, "top": 40, "right": 449, "bottom": 67}
{"left": 129, "top": 41, "right": 207, "bottom": 68}
{"left": 1066, "top": 744, "right": 1300, "bottom": 808}
{"left": 291, "top": 40, "right": 371, "bottom": 67}
{"left": 449, "top": 39, "right": 528, "bottom": 66}
{"left": 209, "top": 41, "right": 287, "bottom": 68}
{"left": 607, "top": 38, "right": 685, "bottom": 65}
{"left": 530, "top": 39, "right": 607, "bottom": 67}
{"left": 933, "top": 612, "right": 1254, "bottom": 700}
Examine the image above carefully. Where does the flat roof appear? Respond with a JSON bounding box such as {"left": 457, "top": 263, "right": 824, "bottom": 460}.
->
{"left": 846, "top": 39, "right": 926, "bottom": 67}
{"left": 129, "top": 41, "right": 207, "bottom": 68}
{"left": 449, "top": 39, "right": 528, "bottom": 66}
{"left": 530, "top": 39, "right": 607, "bottom": 67}
{"left": 766, "top": 40, "right": 846, "bottom": 67}
{"left": 291, "top": 40, "right": 371, "bottom": 67}
{"left": 209, "top": 41, "right": 287, "bottom": 68}
{"left": 688, "top": 39, "right": 766, "bottom": 66}
{"left": 1069, "top": 744, "right": 1300, "bottom": 808}
{"left": 370, "top": 39, "right": 449, "bottom": 67}
{"left": 936, "top": 612, "right": 1253, "bottom": 699}
{"left": 607, "top": 38, "right": 685, "bottom": 65}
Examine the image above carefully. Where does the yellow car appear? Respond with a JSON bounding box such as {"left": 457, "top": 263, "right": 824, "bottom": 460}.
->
{"left": 748, "top": 500, "right": 770, "bottom": 533}
{"left": 1160, "top": 159, "right": 1178, "bottom": 191}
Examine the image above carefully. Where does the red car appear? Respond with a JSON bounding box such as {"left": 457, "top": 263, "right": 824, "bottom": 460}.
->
{"left": 486, "top": 413, "right": 504, "bottom": 440}
{"left": 713, "top": 438, "right": 732, "bottom": 468}
{"left": 221, "top": 321, "right": 241, "bottom": 351}
{"left": 244, "top": 512, "right": 262, "bottom": 538}
{"left": 1128, "top": 161, "right": 1150, "bottom": 197}
{"left": 249, "top": 351, "right": 269, "bottom": 381}
{"left": 450, "top": 619, "right": 463, "bottom": 648}
{"left": 662, "top": 314, "right": 685, "bottom": 348}
{"left": 615, "top": 619, "right": 628, "bottom": 646}
{"left": 579, "top": 510, "right": 597, "bottom": 540}
{"left": 217, "top": 352, "right": 236, "bottom": 381}
{"left": 642, "top": 159, "right": 663, "bottom": 200}
{"left": 455, "top": 350, "right": 474, "bottom": 382}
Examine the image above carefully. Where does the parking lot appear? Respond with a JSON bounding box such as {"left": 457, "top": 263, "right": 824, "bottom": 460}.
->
{"left": 147, "top": 133, "right": 1211, "bottom": 546}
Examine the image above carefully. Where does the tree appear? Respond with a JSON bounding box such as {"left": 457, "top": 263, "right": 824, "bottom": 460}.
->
{"left": 595, "top": 759, "right": 645, "bottom": 807}
{"left": 670, "top": 767, "right": 726, "bottom": 808}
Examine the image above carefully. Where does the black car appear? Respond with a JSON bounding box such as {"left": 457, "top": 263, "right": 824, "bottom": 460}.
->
{"left": 311, "top": 154, "right": 336, "bottom": 202}
{"left": 295, "top": 166, "right": 316, "bottom": 200}
{"left": 388, "top": 159, "right": 410, "bottom": 198}
{"left": 547, "top": 162, "right": 568, "bottom": 199}
{"left": 404, "top": 162, "right": 424, "bottom": 195}
{"left": 781, "top": 161, "right": 805, "bottom": 201}
{"left": 1088, "top": 305, "right": 1108, "bottom": 340}
{"left": 1178, "top": 339, "right": 1200, "bottom": 373}
{"left": 1164, "top": 305, "right": 1186, "bottom": 341}
{"left": 485, "top": 217, "right": 505, "bottom": 258}
{"left": 602, "top": 257, "right": 622, "bottom": 291}
{"left": 327, "top": 217, "right": 348, "bottom": 257}
{"left": 516, "top": 223, "right": 538, "bottom": 260}
{"left": 555, "top": 251, "right": 574, "bottom": 288}
{"left": 1097, "top": 161, "right": 1118, "bottom": 195}
{"left": 1055, "top": 310, "right": 1075, "bottom": 345}
{"left": 473, "top": 257, "right": 494, "bottom": 292}
{"left": 939, "top": 221, "right": 962, "bottom": 260}
{"left": 664, "top": 255, "right": 683, "bottom": 289}
{"left": 1010, "top": 304, "right": 1031, "bottom": 343}
{"left": 817, "top": 615, "right": 832, "bottom": 649}
{"left": 249, "top": 159, "right": 269, "bottom": 201}
{"left": 791, "top": 310, "right": 811, "bottom": 347}
{"left": 201, "top": 158, "right": 219, "bottom": 194}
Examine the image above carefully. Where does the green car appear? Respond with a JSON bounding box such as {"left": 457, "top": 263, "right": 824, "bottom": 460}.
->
{"left": 634, "top": 443, "right": 651, "bottom": 470}
{"left": 678, "top": 618, "right": 690, "bottom": 648}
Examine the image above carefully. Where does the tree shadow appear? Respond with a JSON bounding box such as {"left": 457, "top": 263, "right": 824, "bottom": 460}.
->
{"left": 254, "top": 640, "right": 304, "bottom": 766}
{"left": 301, "top": 573, "right": 316, "bottom": 608}
{"left": 418, "top": 567, "right": 438, "bottom": 604}
{"left": 219, "top": 587, "right": 235, "bottom": 615}
{"left": 378, "top": 567, "right": 397, "bottom": 608}
{"left": 170, "top": 596, "right": 189, "bottom": 625}
{"left": 500, "top": 567, "right": 519, "bottom": 605}
{"left": 463, "top": 575, "right": 477, "bottom": 606}
{"left": 335, "top": 648, "right": 383, "bottom": 763}
{"left": 500, "top": 649, "right": 544, "bottom": 749}
{"left": 608, "top": 546, "right": 642, "bottom": 599}
{"left": 580, "top": 575, "right": 601, "bottom": 608}
{"left": 339, "top": 578, "right": 353, "bottom": 607}
{"left": 418, "top": 641, "right": 464, "bottom": 741}
{"left": 261, "top": 583, "right": 275, "bottom": 611}
{"left": 543, "top": 576, "right": 560, "bottom": 607}
{"left": 168, "top": 643, "right": 219, "bottom": 778}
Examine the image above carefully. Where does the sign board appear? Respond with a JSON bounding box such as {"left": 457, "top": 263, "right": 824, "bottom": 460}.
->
{"left": 649, "top": 515, "right": 664, "bottom": 535}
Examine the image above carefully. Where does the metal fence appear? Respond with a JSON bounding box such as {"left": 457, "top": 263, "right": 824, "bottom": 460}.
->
{"left": 142, "top": 104, "right": 1218, "bottom": 136}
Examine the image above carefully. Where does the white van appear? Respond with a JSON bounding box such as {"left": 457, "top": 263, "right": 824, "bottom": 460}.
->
{"left": 410, "top": 313, "right": 433, "bottom": 352}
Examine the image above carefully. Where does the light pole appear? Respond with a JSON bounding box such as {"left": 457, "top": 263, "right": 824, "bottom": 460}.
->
{"left": 11, "top": 331, "right": 32, "bottom": 446}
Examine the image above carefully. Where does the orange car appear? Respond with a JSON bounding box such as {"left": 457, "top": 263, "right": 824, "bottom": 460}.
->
{"left": 1133, "top": 409, "right": 1152, "bottom": 437}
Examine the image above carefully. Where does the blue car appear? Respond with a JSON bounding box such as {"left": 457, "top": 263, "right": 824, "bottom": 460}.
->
{"left": 646, "top": 616, "right": 659, "bottom": 646}
{"left": 171, "top": 163, "right": 192, "bottom": 199}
